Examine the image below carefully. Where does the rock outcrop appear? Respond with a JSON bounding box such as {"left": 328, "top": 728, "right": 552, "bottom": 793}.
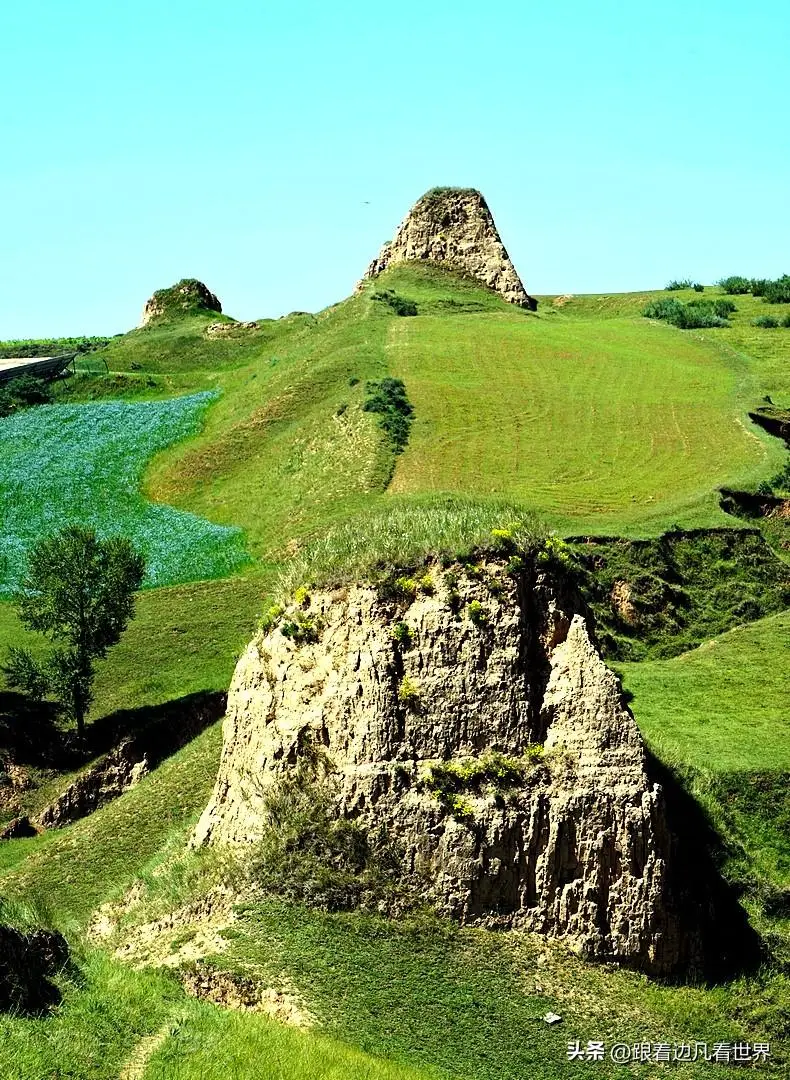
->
{"left": 36, "top": 739, "right": 149, "bottom": 830}
{"left": 194, "top": 559, "right": 680, "bottom": 973}
{"left": 358, "top": 188, "right": 537, "bottom": 310}
{"left": 141, "top": 279, "right": 222, "bottom": 327}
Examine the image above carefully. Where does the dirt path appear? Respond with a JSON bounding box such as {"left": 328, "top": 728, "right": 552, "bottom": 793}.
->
{"left": 119, "top": 1023, "right": 171, "bottom": 1080}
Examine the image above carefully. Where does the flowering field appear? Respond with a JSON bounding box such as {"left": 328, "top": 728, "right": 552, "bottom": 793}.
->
{"left": 0, "top": 392, "right": 248, "bottom": 595}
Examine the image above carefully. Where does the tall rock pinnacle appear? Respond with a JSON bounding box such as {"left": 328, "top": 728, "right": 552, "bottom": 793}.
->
{"left": 358, "top": 187, "right": 537, "bottom": 310}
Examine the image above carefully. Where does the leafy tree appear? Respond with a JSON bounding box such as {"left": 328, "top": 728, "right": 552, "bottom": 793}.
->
{"left": 4, "top": 526, "right": 145, "bottom": 740}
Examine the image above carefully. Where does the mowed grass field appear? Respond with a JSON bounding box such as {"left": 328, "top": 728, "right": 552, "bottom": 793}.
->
{"left": 385, "top": 283, "right": 781, "bottom": 534}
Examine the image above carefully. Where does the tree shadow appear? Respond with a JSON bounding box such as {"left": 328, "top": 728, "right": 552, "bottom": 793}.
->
{"left": 0, "top": 692, "right": 65, "bottom": 768}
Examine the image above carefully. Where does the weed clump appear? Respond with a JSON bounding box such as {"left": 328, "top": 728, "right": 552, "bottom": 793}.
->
{"left": 390, "top": 621, "right": 413, "bottom": 647}
{"left": 466, "top": 600, "right": 487, "bottom": 626}
{"left": 424, "top": 748, "right": 545, "bottom": 812}
{"left": 398, "top": 676, "right": 420, "bottom": 709}
{"left": 363, "top": 377, "right": 415, "bottom": 452}
{"left": 251, "top": 740, "right": 413, "bottom": 914}
{"left": 753, "top": 315, "right": 780, "bottom": 329}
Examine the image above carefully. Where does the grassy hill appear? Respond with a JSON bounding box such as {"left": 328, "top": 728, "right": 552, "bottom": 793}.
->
{"left": 1, "top": 262, "right": 790, "bottom": 1077}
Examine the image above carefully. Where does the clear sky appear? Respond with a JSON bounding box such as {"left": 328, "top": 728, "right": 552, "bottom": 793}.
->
{"left": 2, "top": 0, "right": 788, "bottom": 337}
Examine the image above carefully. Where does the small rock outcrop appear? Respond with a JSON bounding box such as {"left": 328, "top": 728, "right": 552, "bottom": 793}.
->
{"left": 36, "top": 739, "right": 149, "bottom": 830}
{"left": 358, "top": 188, "right": 537, "bottom": 310}
{"left": 0, "top": 924, "right": 68, "bottom": 1014}
{"left": 204, "top": 320, "right": 260, "bottom": 337}
{"left": 194, "top": 560, "right": 680, "bottom": 973}
{"left": 141, "top": 279, "right": 222, "bottom": 327}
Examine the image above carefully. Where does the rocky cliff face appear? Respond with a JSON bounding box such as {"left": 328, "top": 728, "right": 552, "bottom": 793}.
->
{"left": 194, "top": 559, "right": 681, "bottom": 973}
{"left": 358, "top": 188, "right": 537, "bottom": 310}
{"left": 141, "top": 279, "right": 222, "bottom": 327}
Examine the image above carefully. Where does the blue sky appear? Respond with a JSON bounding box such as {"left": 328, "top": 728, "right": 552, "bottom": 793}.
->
{"left": 2, "top": 0, "right": 788, "bottom": 337}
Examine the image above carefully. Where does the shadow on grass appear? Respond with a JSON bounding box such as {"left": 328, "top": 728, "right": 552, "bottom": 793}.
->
{"left": 86, "top": 689, "right": 226, "bottom": 766}
{"left": 0, "top": 692, "right": 63, "bottom": 768}
{"left": 647, "top": 750, "right": 764, "bottom": 983}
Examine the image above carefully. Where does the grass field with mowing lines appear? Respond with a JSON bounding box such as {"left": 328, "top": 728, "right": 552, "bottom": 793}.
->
{"left": 385, "top": 302, "right": 778, "bottom": 533}
{"left": 617, "top": 610, "right": 790, "bottom": 771}
{"left": 0, "top": 392, "right": 248, "bottom": 595}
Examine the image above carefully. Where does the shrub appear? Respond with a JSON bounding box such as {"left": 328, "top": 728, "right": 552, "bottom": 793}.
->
{"left": 389, "top": 622, "right": 413, "bottom": 647}
{"left": 363, "top": 377, "right": 415, "bottom": 452}
{"left": 537, "top": 536, "right": 575, "bottom": 570}
{"left": 467, "top": 600, "right": 487, "bottom": 626}
{"left": 0, "top": 376, "right": 53, "bottom": 417}
{"left": 782, "top": 313, "right": 790, "bottom": 329}
{"left": 293, "top": 585, "right": 310, "bottom": 607}
{"left": 752, "top": 315, "right": 780, "bottom": 329}
{"left": 718, "top": 276, "right": 751, "bottom": 294}
{"left": 643, "top": 297, "right": 728, "bottom": 329}
{"left": 762, "top": 275, "right": 790, "bottom": 304}
{"left": 397, "top": 676, "right": 420, "bottom": 708}
{"left": 251, "top": 741, "right": 411, "bottom": 913}
{"left": 750, "top": 278, "right": 770, "bottom": 297}
{"left": 280, "top": 612, "right": 322, "bottom": 644}
{"left": 689, "top": 297, "right": 735, "bottom": 317}
{"left": 260, "top": 603, "right": 284, "bottom": 632}
{"left": 419, "top": 572, "right": 435, "bottom": 595}
{"left": 665, "top": 279, "right": 694, "bottom": 291}
{"left": 425, "top": 749, "right": 544, "bottom": 802}
{"left": 444, "top": 794, "right": 475, "bottom": 824}
{"left": 693, "top": 283, "right": 704, "bottom": 292}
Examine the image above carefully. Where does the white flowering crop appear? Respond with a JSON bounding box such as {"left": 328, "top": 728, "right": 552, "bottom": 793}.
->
{"left": 0, "top": 391, "right": 248, "bottom": 595}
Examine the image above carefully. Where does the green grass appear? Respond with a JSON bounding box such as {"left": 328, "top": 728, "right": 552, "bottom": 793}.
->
{"left": 383, "top": 276, "right": 780, "bottom": 534}
{"left": 143, "top": 1001, "right": 429, "bottom": 1080}
{"left": 0, "top": 951, "right": 182, "bottom": 1080}
{"left": 0, "top": 946, "right": 427, "bottom": 1080}
{"left": 198, "top": 900, "right": 783, "bottom": 1079}
{"left": 617, "top": 610, "right": 790, "bottom": 770}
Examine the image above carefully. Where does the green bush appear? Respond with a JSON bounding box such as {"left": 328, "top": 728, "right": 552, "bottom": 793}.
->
{"left": 371, "top": 289, "right": 418, "bottom": 317}
{"left": 643, "top": 297, "right": 729, "bottom": 329}
{"left": 397, "top": 676, "right": 420, "bottom": 708}
{"left": 466, "top": 600, "right": 487, "bottom": 626}
{"left": 537, "top": 536, "right": 575, "bottom": 570}
{"left": 693, "top": 283, "right": 705, "bottom": 292}
{"left": 280, "top": 612, "right": 322, "bottom": 644}
{"left": 665, "top": 279, "right": 694, "bottom": 290}
{"left": 389, "top": 622, "right": 413, "bottom": 647}
{"left": 750, "top": 278, "right": 770, "bottom": 297}
{"left": 363, "top": 377, "right": 415, "bottom": 452}
{"left": 752, "top": 315, "right": 780, "bottom": 329}
{"left": 0, "top": 375, "right": 53, "bottom": 417}
{"left": 425, "top": 749, "right": 544, "bottom": 802}
{"left": 718, "top": 276, "right": 751, "bottom": 294}
{"left": 762, "top": 275, "right": 790, "bottom": 304}
{"left": 782, "top": 313, "right": 790, "bottom": 329}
